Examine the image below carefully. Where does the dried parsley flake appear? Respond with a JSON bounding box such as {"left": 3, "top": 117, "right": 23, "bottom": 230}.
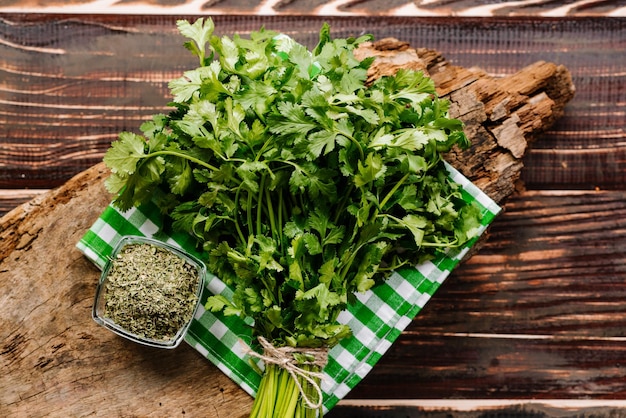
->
{"left": 103, "top": 242, "right": 200, "bottom": 342}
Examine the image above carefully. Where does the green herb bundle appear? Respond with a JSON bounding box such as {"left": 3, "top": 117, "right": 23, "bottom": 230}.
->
{"left": 104, "top": 18, "right": 482, "bottom": 418}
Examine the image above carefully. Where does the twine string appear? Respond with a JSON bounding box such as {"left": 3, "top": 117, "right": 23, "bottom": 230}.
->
{"left": 246, "top": 336, "right": 328, "bottom": 410}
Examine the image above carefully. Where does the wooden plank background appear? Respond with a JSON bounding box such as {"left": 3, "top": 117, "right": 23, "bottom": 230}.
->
{"left": 0, "top": 0, "right": 624, "bottom": 16}
{"left": 1, "top": 15, "right": 624, "bottom": 209}
{"left": 1, "top": 9, "right": 625, "bottom": 416}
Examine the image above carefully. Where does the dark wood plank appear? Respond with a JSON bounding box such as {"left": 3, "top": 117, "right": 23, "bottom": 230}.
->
{"left": 346, "top": 334, "right": 626, "bottom": 399}
{"left": 412, "top": 190, "right": 626, "bottom": 337}
{"left": 329, "top": 402, "right": 626, "bottom": 418}
{"left": 341, "top": 190, "right": 626, "bottom": 400}
{"left": 0, "top": 15, "right": 624, "bottom": 195}
{"left": 0, "top": 0, "right": 623, "bottom": 16}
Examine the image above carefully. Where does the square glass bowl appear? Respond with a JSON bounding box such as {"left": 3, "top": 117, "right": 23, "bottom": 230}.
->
{"left": 92, "top": 235, "right": 206, "bottom": 349}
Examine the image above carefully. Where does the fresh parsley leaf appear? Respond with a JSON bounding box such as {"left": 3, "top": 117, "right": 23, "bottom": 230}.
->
{"left": 177, "top": 18, "right": 214, "bottom": 65}
{"left": 103, "top": 132, "right": 146, "bottom": 175}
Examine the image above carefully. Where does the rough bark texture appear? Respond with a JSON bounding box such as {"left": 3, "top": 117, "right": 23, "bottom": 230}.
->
{"left": 355, "top": 39, "right": 576, "bottom": 204}
{"left": 0, "top": 164, "right": 254, "bottom": 417}
{"left": 0, "top": 41, "right": 574, "bottom": 416}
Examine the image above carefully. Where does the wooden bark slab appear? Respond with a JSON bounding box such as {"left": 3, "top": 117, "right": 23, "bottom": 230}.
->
{"left": 0, "top": 42, "right": 574, "bottom": 416}
{"left": 355, "top": 39, "right": 575, "bottom": 204}
{"left": 0, "top": 164, "right": 254, "bottom": 417}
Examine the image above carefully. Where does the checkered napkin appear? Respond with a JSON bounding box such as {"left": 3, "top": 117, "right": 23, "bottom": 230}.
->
{"left": 77, "top": 162, "right": 500, "bottom": 412}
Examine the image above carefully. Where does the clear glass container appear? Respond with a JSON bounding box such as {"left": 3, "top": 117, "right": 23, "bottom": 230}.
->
{"left": 93, "top": 235, "right": 206, "bottom": 349}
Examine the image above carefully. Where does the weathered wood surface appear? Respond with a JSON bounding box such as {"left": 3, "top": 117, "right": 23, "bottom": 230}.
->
{"left": 355, "top": 41, "right": 575, "bottom": 204}
{"left": 0, "top": 0, "right": 624, "bottom": 16}
{"left": 0, "top": 164, "right": 254, "bottom": 417}
{"left": 1, "top": 13, "right": 625, "bottom": 417}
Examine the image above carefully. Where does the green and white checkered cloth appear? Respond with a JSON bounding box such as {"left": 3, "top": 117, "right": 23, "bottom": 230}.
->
{"left": 77, "top": 162, "right": 500, "bottom": 412}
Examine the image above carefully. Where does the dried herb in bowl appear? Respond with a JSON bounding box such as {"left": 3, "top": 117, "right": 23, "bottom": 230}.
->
{"left": 93, "top": 236, "right": 205, "bottom": 348}
{"left": 102, "top": 18, "right": 484, "bottom": 416}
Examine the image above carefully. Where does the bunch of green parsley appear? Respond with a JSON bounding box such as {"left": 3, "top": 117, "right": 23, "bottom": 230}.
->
{"left": 104, "top": 18, "right": 482, "bottom": 417}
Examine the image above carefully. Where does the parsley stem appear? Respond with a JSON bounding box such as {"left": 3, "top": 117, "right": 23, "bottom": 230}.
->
{"left": 250, "top": 363, "right": 322, "bottom": 418}
{"left": 378, "top": 172, "right": 410, "bottom": 211}
{"left": 332, "top": 184, "right": 354, "bottom": 225}
{"left": 277, "top": 189, "right": 284, "bottom": 255}
{"left": 337, "top": 239, "right": 369, "bottom": 282}
{"left": 276, "top": 159, "right": 305, "bottom": 175}
{"left": 257, "top": 174, "right": 266, "bottom": 236}
{"left": 265, "top": 187, "right": 278, "bottom": 245}
{"left": 345, "top": 134, "right": 365, "bottom": 161}
{"left": 378, "top": 259, "right": 410, "bottom": 272}
{"left": 233, "top": 185, "right": 247, "bottom": 246}
{"left": 420, "top": 239, "right": 461, "bottom": 248}
{"left": 145, "top": 150, "right": 218, "bottom": 171}
{"left": 247, "top": 190, "right": 254, "bottom": 238}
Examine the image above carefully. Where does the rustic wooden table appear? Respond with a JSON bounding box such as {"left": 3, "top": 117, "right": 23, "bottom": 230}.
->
{"left": 1, "top": 4, "right": 625, "bottom": 417}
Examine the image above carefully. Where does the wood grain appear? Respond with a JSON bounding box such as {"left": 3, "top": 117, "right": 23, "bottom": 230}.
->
{"left": 0, "top": 0, "right": 624, "bottom": 16}
{"left": 0, "top": 15, "right": 623, "bottom": 199}
{"left": 0, "top": 29, "right": 576, "bottom": 415}
{"left": 329, "top": 401, "right": 626, "bottom": 417}
{"left": 1, "top": 12, "right": 625, "bottom": 417}
{"left": 340, "top": 190, "right": 626, "bottom": 401}
{"left": 0, "top": 163, "right": 253, "bottom": 417}
{"left": 3, "top": 182, "right": 625, "bottom": 414}
{"left": 356, "top": 40, "right": 575, "bottom": 206}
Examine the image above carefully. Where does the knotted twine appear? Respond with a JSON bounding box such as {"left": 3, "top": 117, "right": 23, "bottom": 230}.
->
{"left": 246, "top": 336, "right": 328, "bottom": 410}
